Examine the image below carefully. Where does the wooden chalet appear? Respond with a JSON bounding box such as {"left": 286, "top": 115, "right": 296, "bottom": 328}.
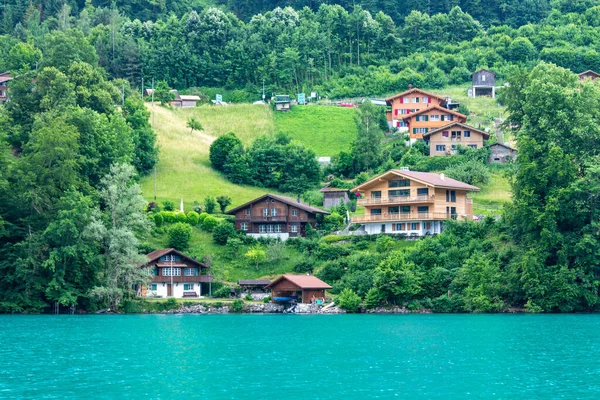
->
{"left": 171, "top": 94, "right": 200, "bottom": 108}
{"left": 320, "top": 185, "right": 349, "bottom": 209}
{"left": 423, "top": 122, "right": 490, "bottom": 156}
{"left": 227, "top": 194, "right": 329, "bottom": 240}
{"left": 266, "top": 275, "right": 332, "bottom": 303}
{"left": 578, "top": 70, "right": 600, "bottom": 81}
{"left": 141, "top": 248, "right": 212, "bottom": 298}
{"left": 0, "top": 72, "right": 12, "bottom": 102}
{"left": 469, "top": 69, "right": 496, "bottom": 97}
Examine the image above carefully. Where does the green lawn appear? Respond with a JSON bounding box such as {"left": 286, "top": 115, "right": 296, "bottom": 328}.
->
{"left": 274, "top": 105, "right": 358, "bottom": 156}
{"left": 471, "top": 169, "right": 512, "bottom": 215}
{"left": 140, "top": 103, "right": 279, "bottom": 210}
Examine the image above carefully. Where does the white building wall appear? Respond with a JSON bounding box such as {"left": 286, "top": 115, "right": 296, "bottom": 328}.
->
{"left": 362, "top": 220, "right": 443, "bottom": 236}
{"left": 248, "top": 232, "right": 290, "bottom": 241}
{"left": 145, "top": 282, "right": 200, "bottom": 298}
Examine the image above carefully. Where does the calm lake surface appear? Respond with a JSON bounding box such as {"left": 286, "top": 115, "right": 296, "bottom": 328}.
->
{"left": 1, "top": 314, "right": 600, "bottom": 399}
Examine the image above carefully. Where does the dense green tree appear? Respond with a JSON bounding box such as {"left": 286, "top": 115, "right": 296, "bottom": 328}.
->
{"left": 351, "top": 100, "right": 385, "bottom": 173}
{"left": 209, "top": 132, "right": 243, "bottom": 172}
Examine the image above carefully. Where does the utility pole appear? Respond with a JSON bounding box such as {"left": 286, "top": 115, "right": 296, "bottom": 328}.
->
{"left": 262, "top": 79, "right": 265, "bottom": 102}
{"left": 141, "top": 77, "right": 144, "bottom": 99}
{"left": 154, "top": 166, "right": 157, "bottom": 201}
{"left": 122, "top": 83, "right": 125, "bottom": 106}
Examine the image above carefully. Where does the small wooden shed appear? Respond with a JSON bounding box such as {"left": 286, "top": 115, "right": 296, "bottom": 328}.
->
{"left": 320, "top": 186, "right": 349, "bottom": 209}
{"left": 488, "top": 142, "right": 517, "bottom": 163}
{"left": 266, "top": 275, "right": 332, "bottom": 303}
{"left": 171, "top": 94, "right": 200, "bottom": 108}
{"left": 578, "top": 70, "right": 600, "bottom": 81}
{"left": 469, "top": 69, "right": 496, "bottom": 98}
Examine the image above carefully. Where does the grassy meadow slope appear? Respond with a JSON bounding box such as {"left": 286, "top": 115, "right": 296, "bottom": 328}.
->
{"left": 274, "top": 105, "right": 358, "bottom": 156}
{"left": 139, "top": 104, "right": 278, "bottom": 209}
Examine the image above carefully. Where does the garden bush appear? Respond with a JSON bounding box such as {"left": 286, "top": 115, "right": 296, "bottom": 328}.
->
{"left": 202, "top": 215, "right": 219, "bottom": 232}
{"left": 153, "top": 213, "right": 164, "bottom": 227}
{"left": 186, "top": 211, "right": 200, "bottom": 225}
{"left": 213, "top": 221, "right": 235, "bottom": 245}
{"left": 198, "top": 212, "right": 209, "bottom": 223}
{"left": 336, "top": 288, "right": 362, "bottom": 313}
{"left": 175, "top": 212, "right": 187, "bottom": 224}
{"left": 163, "top": 201, "right": 174, "bottom": 211}
{"left": 168, "top": 222, "right": 192, "bottom": 250}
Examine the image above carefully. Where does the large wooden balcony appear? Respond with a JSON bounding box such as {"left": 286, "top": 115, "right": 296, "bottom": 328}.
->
{"left": 357, "top": 195, "right": 435, "bottom": 206}
{"left": 151, "top": 275, "right": 213, "bottom": 283}
{"left": 237, "top": 215, "right": 309, "bottom": 223}
{"left": 352, "top": 212, "right": 470, "bottom": 223}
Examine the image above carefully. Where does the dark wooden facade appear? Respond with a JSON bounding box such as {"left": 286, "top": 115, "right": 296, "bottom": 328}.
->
{"left": 227, "top": 194, "right": 329, "bottom": 237}
{"left": 0, "top": 72, "right": 11, "bottom": 102}
{"left": 143, "top": 249, "right": 212, "bottom": 284}
{"left": 579, "top": 70, "right": 600, "bottom": 81}
{"left": 471, "top": 69, "right": 495, "bottom": 87}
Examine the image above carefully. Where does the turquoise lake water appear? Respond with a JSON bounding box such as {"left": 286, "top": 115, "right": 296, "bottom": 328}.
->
{"left": 1, "top": 314, "right": 600, "bottom": 399}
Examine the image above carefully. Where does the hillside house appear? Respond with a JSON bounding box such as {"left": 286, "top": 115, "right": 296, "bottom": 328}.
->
{"left": 266, "top": 275, "right": 332, "bottom": 303}
{"left": 469, "top": 69, "right": 496, "bottom": 98}
{"left": 320, "top": 186, "right": 349, "bottom": 209}
{"left": 141, "top": 248, "right": 213, "bottom": 298}
{"left": 227, "top": 194, "right": 329, "bottom": 240}
{"left": 275, "top": 95, "right": 291, "bottom": 111}
{"left": 0, "top": 72, "right": 12, "bottom": 102}
{"left": 171, "top": 94, "right": 200, "bottom": 108}
{"left": 578, "top": 70, "right": 600, "bottom": 81}
{"left": 386, "top": 88, "right": 448, "bottom": 131}
{"left": 351, "top": 169, "right": 479, "bottom": 236}
{"left": 488, "top": 142, "right": 518, "bottom": 163}
{"left": 399, "top": 105, "right": 467, "bottom": 143}
{"left": 423, "top": 122, "right": 490, "bottom": 156}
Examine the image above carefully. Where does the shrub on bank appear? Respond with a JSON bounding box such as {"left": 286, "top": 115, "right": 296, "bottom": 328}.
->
{"left": 336, "top": 288, "right": 362, "bottom": 313}
{"left": 168, "top": 222, "right": 192, "bottom": 250}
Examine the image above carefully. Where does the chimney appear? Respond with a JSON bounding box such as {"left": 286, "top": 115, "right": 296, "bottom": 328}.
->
{"left": 440, "top": 173, "right": 445, "bottom": 180}
{"left": 297, "top": 194, "right": 301, "bottom": 203}
{"left": 408, "top": 83, "right": 413, "bottom": 90}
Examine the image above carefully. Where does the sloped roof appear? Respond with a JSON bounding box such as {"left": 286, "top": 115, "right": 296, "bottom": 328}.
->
{"left": 238, "top": 279, "right": 271, "bottom": 286}
{"left": 401, "top": 105, "right": 467, "bottom": 120}
{"left": 578, "top": 70, "right": 600, "bottom": 77}
{"left": 423, "top": 122, "right": 490, "bottom": 140}
{"left": 319, "top": 186, "right": 348, "bottom": 193}
{"left": 488, "top": 142, "right": 517, "bottom": 151}
{"left": 145, "top": 248, "right": 207, "bottom": 268}
{"left": 385, "top": 88, "right": 446, "bottom": 103}
{"left": 351, "top": 170, "right": 480, "bottom": 192}
{"left": 178, "top": 95, "right": 201, "bottom": 101}
{"left": 226, "top": 194, "right": 330, "bottom": 215}
{"left": 0, "top": 72, "right": 12, "bottom": 83}
{"left": 471, "top": 69, "right": 496, "bottom": 77}
{"left": 266, "top": 274, "right": 332, "bottom": 289}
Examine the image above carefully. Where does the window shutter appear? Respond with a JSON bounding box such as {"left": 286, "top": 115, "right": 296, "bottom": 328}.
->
{"left": 396, "top": 121, "right": 400, "bottom": 127}
{"left": 424, "top": 115, "right": 429, "bottom": 121}
{"left": 413, "top": 128, "right": 416, "bottom": 134}
{"left": 428, "top": 97, "right": 432, "bottom": 103}
{"left": 399, "top": 97, "right": 403, "bottom": 104}
{"left": 395, "top": 109, "right": 398, "bottom": 115}
{"left": 391, "top": 224, "right": 396, "bottom": 231}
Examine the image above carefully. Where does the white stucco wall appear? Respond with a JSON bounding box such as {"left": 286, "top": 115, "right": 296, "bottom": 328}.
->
{"left": 362, "top": 220, "right": 443, "bottom": 236}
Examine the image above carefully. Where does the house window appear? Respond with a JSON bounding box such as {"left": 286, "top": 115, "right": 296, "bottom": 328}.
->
{"left": 160, "top": 255, "right": 180, "bottom": 262}
{"left": 389, "top": 206, "right": 399, "bottom": 215}
{"left": 422, "top": 96, "right": 429, "bottom": 103}
{"left": 271, "top": 208, "right": 278, "bottom": 216}
{"left": 468, "top": 144, "right": 478, "bottom": 149}
{"left": 403, "top": 97, "right": 409, "bottom": 103}
{"left": 400, "top": 206, "right": 411, "bottom": 214}
{"left": 371, "top": 191, "right": 382, "bottom": 199}
{"left": 413, "top": 128, "right": 428, "bottom": 134}
{"left": 184, "top": 284, "right": 194, "bottom": 290}
{"left": 274, "top": 225, "right": 282, "bottom": 233}
{"left": 451, "top": 145, "right": 457, "bottom": 150}
{"left": 263, "top": 208, "right": 269, "bottom": 217}
{"left": 397, "top": 121, "right": 408, "bottom": 127}
{"left": 430, "top": 115, "right": 440, "bottom": 121}
{"left": 425, "top": 222, "right": 432, "bottom": 230}
{"left": 416, "top": 115, "right": 429, "bottom": 122}
{"left": 446, "top": 190, "right": 456, "bottom": 203}
{"left": 290, "top": 224, "right": 298, "bottom": 233}
{"left": 259, "top": 225, "right": 267, "bottom": 233}
{"left": 463, "top": 131, "right": 471, "bottom": 138}
{"left": 153, "top": 267, "right": 159, "bottom": 276}
{"left": 436, "top": 145, "right": 446, "bottom": 152}
{"left": 417, "top": 206, "right": 429, "bottom": 214}
{"left": 240, "top": 222, "right": 249, "bottom": 231}
{"left": 395, "top": 223, "right": 406, "bottom": 231}
{"left": 482, "top": 75, "right": 486, "bottom": 82}
{"left": 163, "top": 268, "right": 181, "bottom": 276}
{"left": 151, "top": 284, "right": 157, "bottom": 291}
{"left": 451, "top": 131, "right": 462, "bottom": 139}
{"left": 447, "top": 207, "right": 457, "bottom": 220}
{"left": 184, "top": 268, "right": 198, "bottom": 276}
{"left": 442, "top": 131, "right": 449, "bottom": 137}
{"left": 371, "top": 208, "right": 382, "bottom": 216}
{"left": 410, "top": 222, "right": 420, "bottom": 230}
{"left": 292, "top": 209, "right": 297, "bottom": 216}
{"left": 389, "top": 189, "right": 410, "bottom": 197}
{"left": 412, "top": 97, "right": 419, "bottom": 103}
{"left": 389, "top": 179, "right": 410, "bottom": 188}
{"left": 245, "top": 209, "right": 251, "bottom": 215}
{"left": 417, "top": 188, "right": 429, "bottom": 196}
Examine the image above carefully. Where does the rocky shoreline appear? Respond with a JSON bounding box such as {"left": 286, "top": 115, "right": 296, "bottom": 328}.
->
{"left": 145, "top": 303, "right": 435, "bottom": 315}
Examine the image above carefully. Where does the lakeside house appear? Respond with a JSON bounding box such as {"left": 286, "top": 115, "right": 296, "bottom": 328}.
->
{"left": 227, "top": 194, "right": 329, "bottom": 240}
{"left": 266, "top": 274, "right": 332, "bottom": 304}
{"left": 423, "top": 122, "right": 490, "bottom": 156}
{"left": 0, "top": 72, "right": 12, "bottom": 102}
{"left": 351, "top": 169, "right": 479, "bottom": 236}
{"left": 141, "top": 248, "right": 213, "bottom": 298}
{"left": 468, "top": 69, "right": 496, "bottom": 98}
{"left": 320, "top": 185, "right": 349, "bottom": 209}
{"left": 488, "top": 142, "right": 518, "bottom": 163}
{"left": 578, "top": 70, "right": 600, "bottom": 81}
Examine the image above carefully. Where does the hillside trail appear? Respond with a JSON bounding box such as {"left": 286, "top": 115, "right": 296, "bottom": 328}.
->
{"left": 149, "top": 104, "right": 215, "bottom": 146}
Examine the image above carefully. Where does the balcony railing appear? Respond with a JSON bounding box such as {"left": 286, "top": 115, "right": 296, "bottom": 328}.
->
{"left": 357, "top": 195, "right": 435, "bottom": 206}
{"left": 352, "top": 212, "right": 470, "bottom": 223}
{"left": 237, "top": 215, "right": 308, "bottom": 222}
{"left": 151, "top": 275, "right": 213, "bottom": 283}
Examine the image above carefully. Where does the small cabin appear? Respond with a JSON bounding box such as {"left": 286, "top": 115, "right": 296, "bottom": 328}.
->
{"left": 171, "top": 94, "right": 200, "bottom": 108}
{"left": 488, "top": 142, "right": 517, "bottom": 163}
{"left": 320, "top": 186, "right": 349, "bottom": 209}
{"left": 0, "top": 72, "right": 12, "bottom": 102}
{"left": 469, "top": 69, "right": 496, "bottom": 98}
{"left": 266, "top": 275, "right": 332, "bottom": 304}
{"left": 275, "top": 95, "right": 291, "bottom": 111}
{"left": 578, "top": 70, "right": 600, "bottom": 81}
